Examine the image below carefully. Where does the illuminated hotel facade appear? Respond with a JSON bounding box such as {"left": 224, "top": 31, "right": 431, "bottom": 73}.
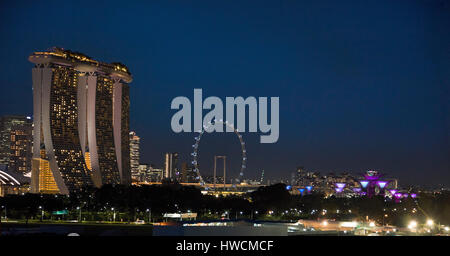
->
{"left": 29, "top": 47, "right": 132, "bottom": 194}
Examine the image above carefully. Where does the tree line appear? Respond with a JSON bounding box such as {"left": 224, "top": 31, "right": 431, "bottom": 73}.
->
{"left": 0, "top": 183, "right": 449, "bottom": 227}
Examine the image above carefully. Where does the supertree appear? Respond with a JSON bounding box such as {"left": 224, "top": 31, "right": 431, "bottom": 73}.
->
{"left": 359, "top": 170, "right": 389, "bottom": 198}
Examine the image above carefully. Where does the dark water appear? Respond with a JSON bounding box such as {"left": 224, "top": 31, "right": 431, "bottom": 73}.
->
{"left": 0, "top": 222, "right": 153, "bottom": 236}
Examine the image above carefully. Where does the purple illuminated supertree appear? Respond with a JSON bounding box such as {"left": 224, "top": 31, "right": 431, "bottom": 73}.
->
{"left": 298, "top": 188, "right": 305, "bottom": 196}
{"left": 334, "top": 183, "right": 346, "bottom": 194}
{"left": 389, "top": 189, "right": 398, "bottom": 196}
{"left": 394, "top": 193, "right": 403, "bottom": 203}
{"left": 359, "top": 170, "right": 389, "bottom": 198}
{"left": 351, "top": 187, "right": 362, "bottom": 196}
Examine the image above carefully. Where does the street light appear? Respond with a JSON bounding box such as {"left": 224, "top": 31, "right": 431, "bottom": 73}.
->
{"left": 39, "top": 206, "right": 44, "bottom": 221}
{"left": 408, "top": 220, "right": 417, "bottom": 230}
{"left": 146, "top": 208, "right": 151, "bottom": 223}
{"left": 1, "top": 205, "right": 6, "bottom": 220}
{"left": 76, "top": 206, "right": 81, "bottom": 222}
{"left": 426, "top": 219, "right": 434, "bottom": 227}
{"left": 111, "top": 207, "right": 116, "bottom": 222}
{"left": 383, "top": 214, "right": 388, "bottom": 226}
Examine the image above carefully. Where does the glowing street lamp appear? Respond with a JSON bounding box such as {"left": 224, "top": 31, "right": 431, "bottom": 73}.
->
{"left": 111, "top": 207, "right": 116, "bottom": 222}
{"left": 408, "top": 220, "right": 417, "bottom": 230}
{"left": 146, "top": 208, "right": 152, "bottom": 223}
{"left": 39, "top": 206, "right": 44, "bottom": 221}
{"left": 426, "top": 219, "right": 434, "bottom": 227}
{"left": 305, "top": 186, "right": 313, "bottom": 193}
{"left": 389, "top": 189, "right": 397, "bottom": 195}
{"left": 410, "top": 193, "right": 417, "bottom": 199}
{"left": 76, "top": 206, "right": 82, "bottom": 222}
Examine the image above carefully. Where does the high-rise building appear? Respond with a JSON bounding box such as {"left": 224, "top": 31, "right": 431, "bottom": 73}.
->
{"left": 0, "top": 116, "right": 32, "bottom": 167}
{"left": 29, "top": 47, "right": 132, "bottom": 194}
{"left": 135, "top": 164, "right": 163, "bottom": 183}
{"left": 136, "top": 163, "right": 149, "bottom": 182}
{"left": 129, "top": 131, "right": 140, "bottom": 181}
{"left": 9, "top": 122, "right": 33, "bottom": 174}
{"left": 148, "top": 167, "right": 164, "bottom": 182}
{"left": 164, "top": 152, "right": 178, "bottom": 180}
{"left": 180, "top": 162, "right": 198, "bottom": 183}
{"left": 181, "top": 162, "right": 188, "bottom": 183}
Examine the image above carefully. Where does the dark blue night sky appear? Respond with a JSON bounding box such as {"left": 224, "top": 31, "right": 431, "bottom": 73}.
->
{"left": 0, "top": 0, "right": 449, "bottom": 186}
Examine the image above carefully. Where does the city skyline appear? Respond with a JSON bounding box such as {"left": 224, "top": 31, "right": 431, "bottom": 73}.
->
{"left": 0, "top": 0, "right": 449, "bottom": 186}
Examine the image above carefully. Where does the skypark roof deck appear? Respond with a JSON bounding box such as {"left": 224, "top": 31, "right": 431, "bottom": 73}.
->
{"left": 29, "top": 47, "right": 132, "bottom": 83}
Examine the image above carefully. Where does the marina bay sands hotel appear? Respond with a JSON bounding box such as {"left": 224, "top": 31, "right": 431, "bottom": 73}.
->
{"left": 29, "top": 47, "right": 132, "bottom": 194}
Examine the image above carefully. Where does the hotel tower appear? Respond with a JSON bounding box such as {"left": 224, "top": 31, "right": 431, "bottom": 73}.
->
{"left": 29, "top": 47, "right": 132, "bottom": 194}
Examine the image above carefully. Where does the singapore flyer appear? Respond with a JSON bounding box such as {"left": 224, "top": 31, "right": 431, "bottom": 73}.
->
{"left": 191, "top": 119, "right": 246, "bottom": 188}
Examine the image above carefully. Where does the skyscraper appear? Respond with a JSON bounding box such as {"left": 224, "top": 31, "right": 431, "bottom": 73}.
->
{"left": 9, "top": 122, "right": 33, "bottom": 174}
{"left": 0, "top": 116, "right": 32, "bottom": 168}
{"left": 29, "top": 47, "right": 132, "bottom": 194}
{"left": 180, "top": 162, "right": 196, "bottom": 183}
{"left": 181, "top": 162, "right": 188, "bottom": 183}
{"left": 129, "top": 131, "right": 140, "bottom": 181}
{"left": 164, "top": 152, "right": 178, "bottom": 180}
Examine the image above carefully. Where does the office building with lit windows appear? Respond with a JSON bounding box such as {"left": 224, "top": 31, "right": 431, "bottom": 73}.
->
{"left": 0, "top": 115, "right": 32, "bottom": 169}
{"left": 164, "top": 152, "right": 178, "bottom": 180}
{"left": 29, "top": 47, "right": 132, "bottom": 194}
{"left": 9, "top": 122, "right": 33, "bottom": 174}
{"left": 129, "top": 131, "right": 140, "bottom": 181}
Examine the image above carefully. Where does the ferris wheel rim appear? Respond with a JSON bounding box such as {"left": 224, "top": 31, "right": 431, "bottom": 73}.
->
{"left": 191, "top": 120, "right": 246, "bottom": 186}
